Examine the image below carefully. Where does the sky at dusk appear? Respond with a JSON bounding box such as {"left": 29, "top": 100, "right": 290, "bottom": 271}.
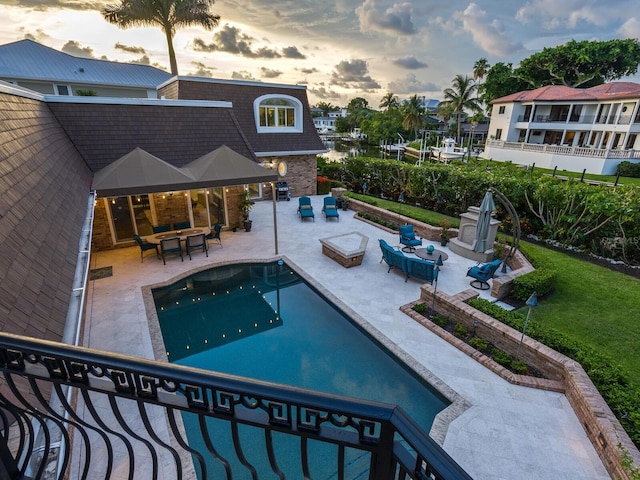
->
{"left": 0, "top": 0, "right": 639, "bottom": 106}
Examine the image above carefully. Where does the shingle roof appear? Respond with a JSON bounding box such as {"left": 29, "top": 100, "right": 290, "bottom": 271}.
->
{"left": 0, "top": 92, "right": 93, "bottom": 341}
{"left": 158, "top": 78, "right": 326, "bottom": 156}
{"left": 0, "top": 39, "right": 171, "bottom": 88}
{"left": 492, "top": 82, "right": 640, "bottom": 104}
{"left": 48, "top": 100, "right": 257, "bottom": 171}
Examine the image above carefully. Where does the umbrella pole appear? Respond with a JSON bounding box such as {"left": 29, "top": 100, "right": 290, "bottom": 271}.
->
{"left": 272, "top": 182, "right": 278, "bottom": 255}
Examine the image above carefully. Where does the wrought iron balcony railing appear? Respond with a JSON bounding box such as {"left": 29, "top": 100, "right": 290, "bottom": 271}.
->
{"left": 0, "top": 333, "right": 471, "bottom": 480}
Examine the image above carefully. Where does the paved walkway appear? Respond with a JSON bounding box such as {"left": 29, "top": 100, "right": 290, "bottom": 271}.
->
{"left": 85, "top": 196, "right": 610, "bottom": 479}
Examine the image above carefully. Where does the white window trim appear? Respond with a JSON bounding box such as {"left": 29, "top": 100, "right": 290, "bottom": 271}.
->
{"left": 254, "top": 94, "right": 303, "bottom": 133}
{"left": 55, "top": 84, "right": 73, "bottom": 96}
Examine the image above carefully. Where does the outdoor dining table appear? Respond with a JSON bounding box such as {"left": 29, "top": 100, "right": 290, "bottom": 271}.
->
{"left": 144, "top": 227, "right": 211, "bottom": 245}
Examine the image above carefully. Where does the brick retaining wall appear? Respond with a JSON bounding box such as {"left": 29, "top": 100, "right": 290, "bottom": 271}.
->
{"left": 405, "top": 286, "right": 640, "bottom": 480}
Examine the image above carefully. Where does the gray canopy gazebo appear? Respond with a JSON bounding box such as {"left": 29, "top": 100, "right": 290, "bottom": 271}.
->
{"left": 92, "top": 145, "right": 281, "bottom": 252}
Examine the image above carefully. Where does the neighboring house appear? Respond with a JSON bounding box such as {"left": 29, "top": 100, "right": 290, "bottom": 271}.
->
{"left": 313, "top": 116, "right": 336, "bottom": 133}
{"left": 0, "top": 39, "right": 171, "bottom": 98}
{"left": 484, "top": 82, "right": 640, "bottom": 174}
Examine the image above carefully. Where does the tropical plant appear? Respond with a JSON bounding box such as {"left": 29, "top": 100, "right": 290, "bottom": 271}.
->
{"left": 473, "top": 58, "right": 490, "bottom": 111}
{"left": 238, "top": 188, "right": 253, "bottom": 221}
{"left": 401, "top": 94, "right": 425, "bottom": 139}
{"left": 438, "top": 75, "right": 481, "bottom": 144}
{"left": 379, "top": 92, "right": 400, "bottom": 111}
{"left": 101, "top": 0, "right": 220, "bottom": 75}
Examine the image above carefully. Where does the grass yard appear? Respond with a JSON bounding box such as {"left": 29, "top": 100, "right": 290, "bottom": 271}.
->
{"left": 531, "top": 166, "right": 640, "bottom": 186}
{"left": 518, "top": 241, "right": 640, "bottom": 385}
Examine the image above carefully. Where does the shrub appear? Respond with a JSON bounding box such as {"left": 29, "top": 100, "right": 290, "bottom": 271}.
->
{"left": 617, "top": 161, "right": 640, "bottom": 178}
{"left": 412, "top": 303, "right": 427, "bottom": 314}
{"left": 511, "top": 267, "right": 557, "bottom": 300}
{"left": 511, "top": 359, "right": 529, "bottom": 374}
{"left": 432, "top": 314, "right": 448, "bottom": 328}
{"left": 317, "top": 176, "right": 332, "bottom": 195}
{"left": 491, "top": 348, "right": 512, "bottom": 367}
{"left": 469, "top": 337, "right": 489, "bottom": 352}
{"left": 453, "top": 323, "right": 468, "bottom": 339}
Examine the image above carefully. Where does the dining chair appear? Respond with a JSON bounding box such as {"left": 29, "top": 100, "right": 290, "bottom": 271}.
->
{"left": 160, "top": 237, "right": 183, "bottom": 265}
{"left": 205, "top": 223, "right": 222, "bottom": 247}
{"left": 134, "top": 235, "right": 159, "bottom": 263}
{"left": 173, "top": 220, "right": 191, "bottom": 230}
{"left": 152, "top": 224, "right": 171, "bottom": 233}
{"left": 186, "top": 234, "right": 208, "bottom": 260}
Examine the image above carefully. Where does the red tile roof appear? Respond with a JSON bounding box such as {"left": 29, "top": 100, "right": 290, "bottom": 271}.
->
{"left": 492, "top": 82, "right": 640, "bottom": 104}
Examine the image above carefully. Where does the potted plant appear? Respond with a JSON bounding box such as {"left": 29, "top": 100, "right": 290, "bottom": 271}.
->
{"left": 339, "top": 195, "right": 350, "bottom": 211}
{"left": 439, "top": 219, "right": 451, "bottom": 246}
{"left": 239, "top": 189, "right": 254, "bottom": 232}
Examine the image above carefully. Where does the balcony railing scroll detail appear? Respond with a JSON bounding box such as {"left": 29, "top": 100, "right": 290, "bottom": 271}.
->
{"left": 0, "top": 333, "right": 471, "bottom": 480}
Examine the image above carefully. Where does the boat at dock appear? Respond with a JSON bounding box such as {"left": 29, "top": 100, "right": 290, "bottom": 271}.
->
{"left": 431, "top": 137, "right": 467, "bottom": 161}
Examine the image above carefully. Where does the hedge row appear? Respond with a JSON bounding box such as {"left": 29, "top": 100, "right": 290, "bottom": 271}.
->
{"left": 468, "top": 298, "right": 640, "bottom": 448}
{"left": 617, "top": 161, "right": 640, "bottom": 178}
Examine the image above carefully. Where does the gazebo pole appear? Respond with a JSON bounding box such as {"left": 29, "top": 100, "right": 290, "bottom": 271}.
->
{"left": 272, "top": 182, "right": 279, "bottom": 254}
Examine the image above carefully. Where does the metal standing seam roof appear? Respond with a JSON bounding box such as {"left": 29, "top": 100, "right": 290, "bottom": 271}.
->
{"left": 0, "top": 39, "right": 171, "bottom": 88}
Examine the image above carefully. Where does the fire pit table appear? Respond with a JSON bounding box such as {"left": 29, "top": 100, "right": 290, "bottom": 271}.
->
{"left": 319, "top": 232, "right": 369, "bottom": 268}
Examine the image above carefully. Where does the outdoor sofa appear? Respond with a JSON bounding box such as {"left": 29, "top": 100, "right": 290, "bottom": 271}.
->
{"left": 379, "top": 239, "right": 438, "bottom": 284}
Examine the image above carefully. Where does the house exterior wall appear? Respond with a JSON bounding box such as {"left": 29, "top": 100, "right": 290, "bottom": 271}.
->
{"left": 486, "top": 83, "right": 640, "bottom": 174}
{"left": 5, "top": 79, "right": 157, "bottom": 98}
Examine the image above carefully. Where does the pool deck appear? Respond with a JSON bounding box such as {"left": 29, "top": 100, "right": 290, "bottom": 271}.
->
{"left": 85, "top": 196, "right": 611, "bottom": 480}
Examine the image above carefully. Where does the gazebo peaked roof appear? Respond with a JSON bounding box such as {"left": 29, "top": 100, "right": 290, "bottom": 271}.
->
{"left": 183, "top": 145, "right": 278, "bottom": 188}
{"left": 92, "top": 148, "right": 196, "bottom": 197}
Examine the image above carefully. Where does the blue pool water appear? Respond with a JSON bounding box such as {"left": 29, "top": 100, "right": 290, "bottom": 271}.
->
{"left": 153, "top": 261, "right": 448, "bottom": 478}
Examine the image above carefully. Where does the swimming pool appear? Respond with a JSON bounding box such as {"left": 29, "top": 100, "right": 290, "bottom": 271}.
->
{"left": 152, "top": 260, "right": 450, "bottom": 477}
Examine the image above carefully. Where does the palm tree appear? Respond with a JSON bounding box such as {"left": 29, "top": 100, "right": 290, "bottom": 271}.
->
{"left": 438, "top": 74, "right": 481, "bottom": 144}
{"left": 473, "top": 58, "right": 490, "bottom": 111}
{"left": 379, "top": 92, "right": 400, "bottom": 111}
{"left": 402, "top": 94, "right": 425, "bottom": 139}
{"left": 102, "top": 0, "right": 220, "bottom": 75}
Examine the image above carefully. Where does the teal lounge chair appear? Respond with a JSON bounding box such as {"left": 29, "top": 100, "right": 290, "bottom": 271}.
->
{"left": 466, "top": 259, "right": 502, "bottom": 290}
{"left": 322, "top": 197, "right": 340, "bottom": 221}
{"left": 297, "top": 197, "right": 315, "bottom": 222}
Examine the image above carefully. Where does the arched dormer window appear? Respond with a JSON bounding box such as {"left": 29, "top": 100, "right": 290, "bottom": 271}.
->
{"left": 254, "top": 94, "right": 303, "bottom": 133}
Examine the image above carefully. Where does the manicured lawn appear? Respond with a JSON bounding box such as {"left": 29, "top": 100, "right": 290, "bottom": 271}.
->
{"left": 531, "top": 166, "right": 640, "bottom": 186}
{"left": 518, "top": 242, "right": 640, "bottom": 385}
{"left": 348, "top": 193, "right": 460, "bottom": 228}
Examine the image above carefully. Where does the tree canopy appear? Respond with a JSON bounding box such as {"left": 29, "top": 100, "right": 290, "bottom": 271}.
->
{"left": 438, "top": 74, "right": 481, "bottom": 143}
{"left": 516, "top": 39, "right": 640, "bottom": 88}
{"left": 102, "top": 0, "right": 220, "bottom": 75}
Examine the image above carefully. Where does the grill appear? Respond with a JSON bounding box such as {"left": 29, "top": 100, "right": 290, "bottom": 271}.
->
{"left": 275, "top": 181, "right": 290, "bottom": 201}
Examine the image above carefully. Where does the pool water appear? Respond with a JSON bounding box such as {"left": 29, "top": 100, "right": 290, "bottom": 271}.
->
{"left": 153, "top": 261, "right": 448, "bottom": 478}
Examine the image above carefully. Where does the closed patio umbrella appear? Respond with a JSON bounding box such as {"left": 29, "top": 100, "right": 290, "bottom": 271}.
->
{"left": 472, "top": 191, "right": 496, "bottom": 253}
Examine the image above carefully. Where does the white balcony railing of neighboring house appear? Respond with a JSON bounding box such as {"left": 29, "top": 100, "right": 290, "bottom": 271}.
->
{"left": 516, "top": 114, "right": 638, "bottom": 125}
{"left": 487, "top": 140, "right": 640, "bottom": 160}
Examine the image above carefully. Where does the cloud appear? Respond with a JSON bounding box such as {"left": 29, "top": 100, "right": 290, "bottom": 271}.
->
{"left": 356, "top": 0, "right": 417, "bottom": 35}
{"left": 115, "top": 42, "right": 146, "bottom": 55}
{"left": 192, "top": 24, "right": 304, "bottom": 59}
{"left": 129, "top": 55, "right": 149, "bottom": 65}
{"left": 297, "top": 67, "right": 318, "bottom": 74}
{"left": 454, "top": 3, "right": 523, "bottom": 56}
{"left": 1, "top": 0, "right": 94, "bottom": 11}
{"left": 231, "top": 70, "right": 257, "bottom": 81}
{"left": 618, "top": 17, "right": 640, "bottom": 38}
{"left": 330, "top": 59, "right": 381, "bottom": 90}
{"left": 189, "top": 61, "right": 216, "bottom": 77}
{"left": 392, "top": 56, "right": 427, "bottom": 69}
{"left": 387, "top": 74, "right": 438, "bottom": 94}
{"left": 20, "top": 28, "right": 48, "bottom": 42}
{"left": 260, "top": 67, "right": 282, "bottom": 78}
{"left": 308, "top": 86, "right": 343, "bottom": 101}
{"left": 61, "top": 40, "right": 95, "bottom": 58}
{"left": 282, "top": 46, "right": 306, "bottom": 59}
{"left": 515, "top": 0, "right": 617, "bottom": 30}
